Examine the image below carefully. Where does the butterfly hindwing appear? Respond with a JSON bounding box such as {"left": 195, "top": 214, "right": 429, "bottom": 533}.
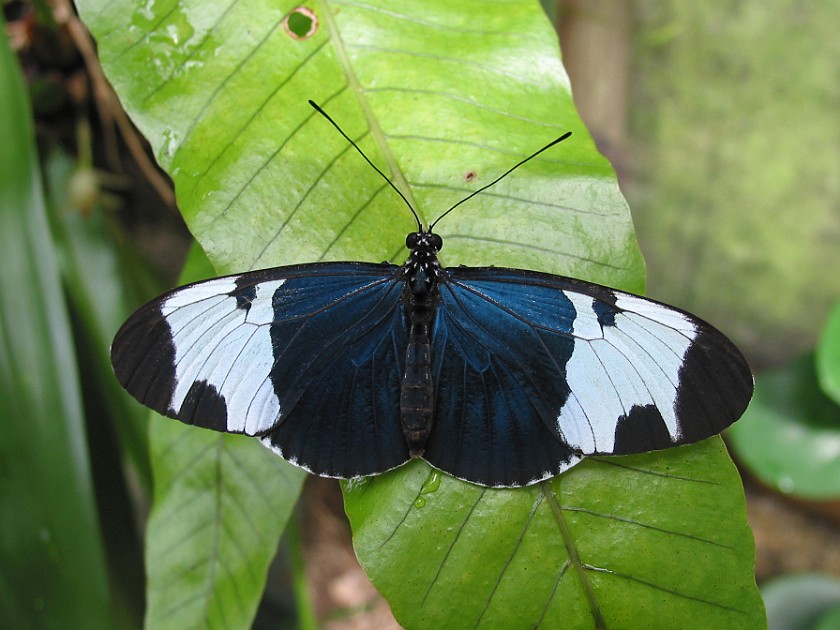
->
{"left": 421, "top": 267, "right": 752, "bottom": 486}
{"left": 423, "top": 271, "right": 580, "bottom": 487}
{"left": 112, "top": 262, "right": 411, "bottom": 478}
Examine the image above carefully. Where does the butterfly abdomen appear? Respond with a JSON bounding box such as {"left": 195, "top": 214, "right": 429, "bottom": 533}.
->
{"left": 400, "top": 320, "right": 434, "bottom": 456}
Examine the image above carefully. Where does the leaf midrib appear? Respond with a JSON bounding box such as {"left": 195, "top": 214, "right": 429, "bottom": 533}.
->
{"left": 542, "top": 481, "right": 607, "bottom": 629}
{"left": 317, "top": 0, "right": 421, "bottom": 222}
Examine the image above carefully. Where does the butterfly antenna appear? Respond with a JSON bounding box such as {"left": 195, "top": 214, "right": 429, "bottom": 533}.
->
{"left": 309, "top": 100, "right": 422, "bottom": 231}
{"left": 429, "top": 131, "right": 573, "bottom": 230}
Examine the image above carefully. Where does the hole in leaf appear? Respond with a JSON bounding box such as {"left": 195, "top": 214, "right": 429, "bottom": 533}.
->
{"left": 283, "top": 7, "right": 318, "bottom": 40}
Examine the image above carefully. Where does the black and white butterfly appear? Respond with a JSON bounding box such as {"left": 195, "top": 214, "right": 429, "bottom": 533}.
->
{"left": 111, "top": 102, "right": 753, "bottom": 488}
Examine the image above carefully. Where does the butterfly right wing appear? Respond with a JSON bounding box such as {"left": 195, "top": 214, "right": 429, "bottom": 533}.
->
{"left": 111, "top": 262, "right": 411, "bottom": 478}
{"left": 422, "top": 266, "right": 751, "bottom": 487}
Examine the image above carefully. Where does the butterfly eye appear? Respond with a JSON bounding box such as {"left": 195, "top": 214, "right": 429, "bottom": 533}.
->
{"left": 430, "top": 234, "right": 443, "bottom": 251}
{"left": 406, "top": 232, "right": 420, "bottom": 249}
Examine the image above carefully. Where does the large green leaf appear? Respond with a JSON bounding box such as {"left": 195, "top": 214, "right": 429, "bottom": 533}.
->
{"left": 77, "top": 0, "right": 642, "bottom": 288}
{"left": 0, "top": 24, "right": 112, "bottom": 629}
{"left": 346, "top": 442, "right": 761, "bottom": 628}
{"left": 75, "top": 0, "right": 761, "bottom": 627}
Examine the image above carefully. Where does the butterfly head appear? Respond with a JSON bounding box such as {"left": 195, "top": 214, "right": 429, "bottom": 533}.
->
{"left": 406, "top": 230, "right": 443, "bottom": 254}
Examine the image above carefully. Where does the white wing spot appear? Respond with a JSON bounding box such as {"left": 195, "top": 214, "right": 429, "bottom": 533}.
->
{"left": 556, "top": 292, "right": 698, "bottom": 453}
{"left": 164, "top": 278, "right": 286, "bottom": 434}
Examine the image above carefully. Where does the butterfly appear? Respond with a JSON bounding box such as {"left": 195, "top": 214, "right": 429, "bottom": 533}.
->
{"left": 111, "top": 102, "right": 753, "bottom": 488}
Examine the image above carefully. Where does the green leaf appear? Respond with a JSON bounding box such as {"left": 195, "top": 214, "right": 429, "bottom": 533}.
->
{"left": 761, "top": 573, "right": 840, "bottom": 630}
{"left": 0, "top": 23, "right": 112, "bottom": 629}
{"left": 815, "top": 604, "right": 840, "bottom": 630}
{"left": 727, "top": 355, "right": 840, "bottom": 499}
{"left": 345, "top": 442, "right": 763, "bottom": 628}
{"left": 74, "top": 0, "right": 761, "bottom": 626}
{"left": 143, "top": 245, "right": 308, "bottom": 629}
{"left": 76, "top": 0, "right": 643, "bottom": 289}
{"left": 817, "top": 299, "right": 840, "bottom": 406}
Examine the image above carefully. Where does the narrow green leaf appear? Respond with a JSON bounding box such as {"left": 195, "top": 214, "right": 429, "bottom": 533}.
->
{"left": 727, "top": 355, "right": 840, "bottom": 499}
{"left": 145, "top": 417, "right": 306, "bottom": 628}
{"left": 44, "top": 149, "right": 155, "bottom": 490}
{"left": 143, "top": 245, "right": 307, "bottom": 629}
{"left": 816, "top": 299, "right": 840, "bottom": 405}
{"left": 345, "top": 441, "right": 763, "bottom": 628}
{"left": 0, "top": 24, "right": 112, "bottom": 629}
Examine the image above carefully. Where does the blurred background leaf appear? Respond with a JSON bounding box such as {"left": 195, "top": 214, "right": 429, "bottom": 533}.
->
{"left": 761, "top": 573, "right": 840, "bottom": 630}
{"left": 728, "top": 355, "right": 840, "bottom": 500}
{"left": 0, "top": 18, "right": 114, "bottom": 628}
{"left": 817, "top": 300, "right": 840, "bottom": 406}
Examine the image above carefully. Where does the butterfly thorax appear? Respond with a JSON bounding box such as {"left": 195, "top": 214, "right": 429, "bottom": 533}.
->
{"left": 404, "top": 230, "right": 442, "bottom": 298}
{"left": 400, "top": 230, "right": 443, "bottom": 456}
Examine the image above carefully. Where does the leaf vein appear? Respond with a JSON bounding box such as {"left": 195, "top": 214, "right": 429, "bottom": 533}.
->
{"left": 334, "top": 0, "right": 535, "bottom": 37}
{"left": 317, "top": 183, "right": 390, "bottom": 262}
{"left": 584, "top": 564, "right": 748, "bottom": 614}
{"left": 442, "top": 234, "right": 631, "bottom": 271}
{"left": 542, "top": 482, "right": 608, "bottom": 628}
{"left": 474, "top": 493, "right": 544, "bottom": 628}
{"left": 411, "top": 182, "right": 610, "bottom": 217}
{"left": 347, "top": 43, "right": 542, "bottom": 86}
{"left": 562, "top": 506, "right": 734, "bottom": 549}
{"left": 420, "top": 489, "right": 486, "bottom": 607}
{"left": 250, "top": 129, "right": 368, "bottom": 268}
{"left": 366, "top": 87, "right": 560, "bottom": 128}
{"left": 590, "top": 458, "right": 722, "bottom": 484}
{"left": 192, "top": 39, "right": 333, "bottom": 206}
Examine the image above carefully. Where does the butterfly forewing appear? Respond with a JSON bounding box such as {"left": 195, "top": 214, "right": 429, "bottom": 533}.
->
{"left": 112, "top": 262, "right": 412, "bottom": 478}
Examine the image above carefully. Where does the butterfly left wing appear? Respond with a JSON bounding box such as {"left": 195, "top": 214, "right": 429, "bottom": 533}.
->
{"left": 423, "top": 267, "right": 753, "bottom": 487}
{"left": 111, "top": 262, "right": 411, "bottom": 478}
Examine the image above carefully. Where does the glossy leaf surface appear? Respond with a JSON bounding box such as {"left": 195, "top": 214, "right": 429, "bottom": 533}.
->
{"left": 346, "top": 443, "right": 763, "bottom": 628}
